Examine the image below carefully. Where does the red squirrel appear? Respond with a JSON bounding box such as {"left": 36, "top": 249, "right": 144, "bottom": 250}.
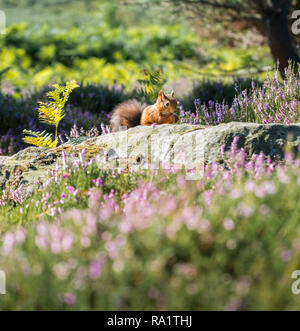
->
{"left": 110, "top": 90, "right": 179, "bottom": 132}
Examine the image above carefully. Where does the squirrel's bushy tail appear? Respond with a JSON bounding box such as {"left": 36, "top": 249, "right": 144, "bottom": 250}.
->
{"left": 110, "top": 100, "right": 144, "bottom": 132}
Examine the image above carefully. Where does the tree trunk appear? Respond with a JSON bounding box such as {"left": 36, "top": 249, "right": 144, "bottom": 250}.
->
{"left": 263, "top": 1, "right": 300, "bottom": 77}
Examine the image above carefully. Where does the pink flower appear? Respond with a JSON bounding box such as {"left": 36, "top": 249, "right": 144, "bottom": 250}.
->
{"left": 15, "top": 228, "right": 26, "bottom": 244}
{"left": 259, "top": 204, "right": 270, "bottom": 215}
{"left": 61, "top": 234, "right": 73, "bottom": 252}
{"left": 66, "top": 186, "right": 76, "bottom": 194}
{"left": 80, "top": 237, "right": 91, "bottom": 248}
{"left": 93, "top": 177, "right": 104, "bottom": 187}
{"left": 51, "top": 241, "right": 61, "bottom": 254}
{"left": 2, "top": 232, "right": 15, "bottom": 255}
{"left": 67, "top": 186, "right": 78, "bottom": 196}
{"left": 35, "top": 236, "right": 49, "bottom": 249}
{"left": 224, "top": 218, "right": 235, "bottom": 231}
{"left": 176, "top": 175, "right": 186, "bottom": 186}
{"left": 277, "top": 168, "right": 290, "bottom": 184}
{"left": 280, "top": 249, "right": 291, "bottom": 262}
{"left": 89, "top": 260, "right": 103, "bottom": 279}
{"left": 63, "top": 293, "right": 76, "bottom": 305}
{"left": 220, "top": 144, "right": 225, "bottom": 158}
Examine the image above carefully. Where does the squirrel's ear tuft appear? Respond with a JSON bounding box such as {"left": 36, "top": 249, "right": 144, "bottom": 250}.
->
{"left": 158, "top": 90, "right": 165, "bottom": 99}
{"left": 170, "top": 90, "right": 175, "bottom": 97}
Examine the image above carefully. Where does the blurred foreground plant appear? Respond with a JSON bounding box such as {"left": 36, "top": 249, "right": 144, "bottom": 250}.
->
{"left": 1, "top": 139, "right": 300, "bottom": 310}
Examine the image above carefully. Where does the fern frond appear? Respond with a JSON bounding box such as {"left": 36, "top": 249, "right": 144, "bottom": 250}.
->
{"left": 47, "top": 80, "right": 79, "bottom": 107}
{"left": 38, "top": 102, "right": 65, "bottom": 126}
{"left": 138, "top": 69, "right": 165, "bottom": 101}
{"left": 39, "top": 80, "right": 79, "bottom": 126}
{"left": 22, "top": 129, "right": 57, "bottom": 148}
{"left": 23, "top": 136, "right": 57, "bottom": 149}
{"left": 23, "top": 80, "right": 79, "bottom": 149}
{"left": 23, "top": 129, "right": 52, "bottom": 139}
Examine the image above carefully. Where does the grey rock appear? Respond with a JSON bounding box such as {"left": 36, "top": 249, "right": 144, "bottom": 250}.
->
{"left": 1, "top": 122, "right": 300, "bottom": 194}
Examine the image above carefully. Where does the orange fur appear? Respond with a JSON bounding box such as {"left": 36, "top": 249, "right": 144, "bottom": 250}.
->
{"left": 110, "top": 90, "right": 178, "bottom": 132}
{"left": 110, "top": 100, "right": 144, "bottom": 132}
{"left": 140, "top": 90, "right": 178, "bottom": 126}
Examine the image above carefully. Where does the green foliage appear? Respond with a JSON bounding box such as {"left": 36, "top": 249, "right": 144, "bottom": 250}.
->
{"left": 0, "top": 19, "right": 273, "bottom": 93}
{"left": 138, "top": 68, "right": 166, "bottom": 102}
{"left": 0, "top": 67, "right": 10, "bottom": 88}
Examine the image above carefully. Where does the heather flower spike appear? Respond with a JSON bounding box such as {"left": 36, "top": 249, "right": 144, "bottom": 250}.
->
{"left": 23, "top": 80, "right": 79, "bottom": 148}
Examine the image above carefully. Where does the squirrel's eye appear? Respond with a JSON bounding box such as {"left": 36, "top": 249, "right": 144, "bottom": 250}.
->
{"left": 165, "top": 102, "right": 170, "bottom": 107}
